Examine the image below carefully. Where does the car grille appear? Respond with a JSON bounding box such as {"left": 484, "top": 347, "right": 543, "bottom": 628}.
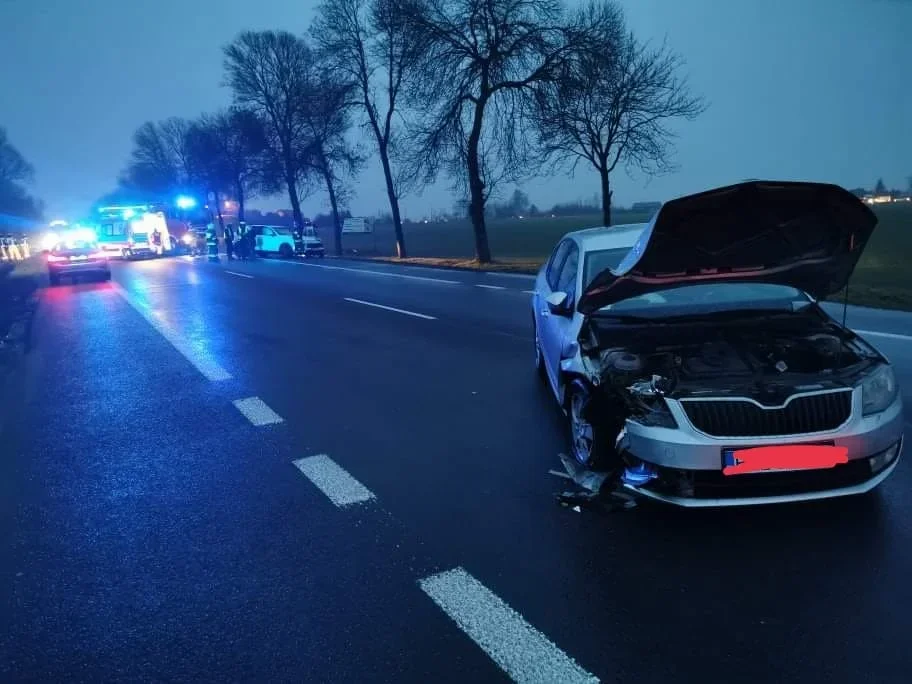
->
{"left": 680, "top": 390, "right": 853, "bottom": 437}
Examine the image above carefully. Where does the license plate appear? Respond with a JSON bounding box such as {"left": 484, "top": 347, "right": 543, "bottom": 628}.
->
{"left": 722, "top": 444, "right": 848, "bottom": 476}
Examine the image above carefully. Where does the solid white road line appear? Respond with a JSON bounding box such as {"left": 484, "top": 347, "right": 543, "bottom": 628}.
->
{"left": 114, "top": 285, "right": 232, "bottom": 382}
{"left": 485, "top": 271, "right": 537, "bottom": 281}
{"left": 287, "top": 261, "right": 460, "bottom": 285}
{"left": 292, "top": 454, "right": 376, "bottom": 507}
{"left": 419, "top": 568, "right": 598, "bottom": 684}
{"left": 344, "top": 297, "right": 436, "bottom": 320}
{"left": 225, "top": 270, "right": 254, "bottom": 279}
{"left": 232, "top": 397, "right": 284, "bottom": 426}
{"left": 855, "top": 329, "right": 912, "bottom": 342}
{"left": 475, "top": 284, "right": 506, "bottom": 290}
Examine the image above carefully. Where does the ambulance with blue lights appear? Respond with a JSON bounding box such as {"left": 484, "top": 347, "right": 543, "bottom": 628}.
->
{"left": 94, "top": 204, "right": 174, "bottom": 259}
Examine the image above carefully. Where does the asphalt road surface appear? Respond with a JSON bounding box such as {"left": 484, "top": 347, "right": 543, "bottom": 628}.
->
{"left": 2, "top": 255, "right": 911, "bottom": 683}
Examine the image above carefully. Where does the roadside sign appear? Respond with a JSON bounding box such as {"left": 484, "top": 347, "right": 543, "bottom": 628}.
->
{"left": 342, "top": 217, "right": 373, "bottom": 234}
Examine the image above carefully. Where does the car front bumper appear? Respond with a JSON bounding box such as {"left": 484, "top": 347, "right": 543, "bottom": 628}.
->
{"left": 621, "top": 389, "right": 904, "bottom": 507}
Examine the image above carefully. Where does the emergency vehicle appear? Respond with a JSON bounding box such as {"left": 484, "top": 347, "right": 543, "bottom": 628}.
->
{"left": 248, "top": 224, "right": 325, "bottom": 258}
{"left": 94, "top": 205, "right": 174, "bottom": 259}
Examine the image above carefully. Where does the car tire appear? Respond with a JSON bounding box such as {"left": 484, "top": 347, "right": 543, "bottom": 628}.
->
{"left": 49, "top": 272, "right": 61, "bottom": 286}
{"left": 565, "top": 381, "right": 615, "bottom": 471}
{"left": 279, "top": 243, "right": 293, "bottom": 259}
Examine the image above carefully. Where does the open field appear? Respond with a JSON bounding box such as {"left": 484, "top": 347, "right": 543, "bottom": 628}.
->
{"left": 832, "top": 203, "right": 912, "bottom": 310}
{"left": 328, "top": 204, "right": 912, "bottom": 311}
{"left": 326, "top": 209, "right": 654, "bottom": 260}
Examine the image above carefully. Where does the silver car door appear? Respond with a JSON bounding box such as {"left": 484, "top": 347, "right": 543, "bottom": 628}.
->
{"left": 536, "top": 241, "right": 571, "bottom": 387}
{"left": 541, "top": 241, "right": 579, "bottom": 387}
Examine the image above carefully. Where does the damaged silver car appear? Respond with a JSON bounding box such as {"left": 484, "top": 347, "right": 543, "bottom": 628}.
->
{"left": 533, "top": 181, "right": 903, "bottom": 507}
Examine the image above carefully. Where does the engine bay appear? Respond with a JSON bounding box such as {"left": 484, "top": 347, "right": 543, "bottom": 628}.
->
{"left": 579, "top": 308, "right": 880, "bottom": 426}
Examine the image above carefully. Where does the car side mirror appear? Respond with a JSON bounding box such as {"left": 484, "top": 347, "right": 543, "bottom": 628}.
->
{"left": 546, "top": 291, "right": 572, "bottom": 316}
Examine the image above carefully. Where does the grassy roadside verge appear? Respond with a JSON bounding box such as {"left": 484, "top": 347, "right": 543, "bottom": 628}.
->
{"left": 352, "top": 256, "right": 543, "bottom": 274}
{"left": 334, "top": 204, "right": 912, "bottom": 312}
{"left": 0, "top": 258, "right": 43, "bottom": 380}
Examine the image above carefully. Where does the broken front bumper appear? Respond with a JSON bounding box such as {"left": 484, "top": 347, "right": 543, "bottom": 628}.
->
{"left": 620, "top": 389, "right": 904, "bottom": 507}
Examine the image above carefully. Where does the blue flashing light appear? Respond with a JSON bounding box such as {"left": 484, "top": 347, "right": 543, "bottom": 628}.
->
{"left": 176, "top": 195, "right": 197, "bottom": 210}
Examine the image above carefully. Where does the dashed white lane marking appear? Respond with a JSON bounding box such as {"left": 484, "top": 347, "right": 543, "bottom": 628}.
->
{"left": 292, "top": 454, "right": 376, "bottom": 507}
{"left": 114, "top": 284, "right": 232, "bottom": 382}
{"left": 419, "top": 568, "right": 598, "bottom": 684}
{"left": 232, "top": 396, "right": 284, "bottom": 426}
{"left": 475, "top": 284, "right": 506, "bottom": 290}
{"left": 855, "top": 329, "right": 912, "bottom": 342}
{"left": 344, "top": 297, "right": 436, "bottom": 320}
{"left": 287, "top": 261, "right": 459, "bottom": 285}
{"left": 225, "top": 270, "right": 254, "bottom": 279}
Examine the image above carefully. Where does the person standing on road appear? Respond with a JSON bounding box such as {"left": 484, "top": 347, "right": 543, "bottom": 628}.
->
{"left": 4, "top": 235, "right": 21, "bottom": 261}
{"left": 225, "top": 224, "right": 235, "bottom": 260}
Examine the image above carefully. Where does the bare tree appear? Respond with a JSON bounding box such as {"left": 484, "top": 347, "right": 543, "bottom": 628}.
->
{"left": 299, "top": 69, "right": 364, "bottom": 255}
{"left": 0, "top": 128, "right": 34, "bottom": 186}
{"left": 120, "top": 118, "right": 196, "bottom": 197}
{"left": 313, "top": 0, "right": 427, "bottom": 258}
{"left": 396, "top": 0, "right": 609, "bottom": 262}
{"left": 533, "top": 2, "right": 705, "bottom": 226}
{"left": 223, "top": 31, "right": 315, "bottom": 231}
{"left": 0, "top": 128, "right": 42, "bottom": 226}
{"left": 189, "top": 108, "right": 275, "bottom": 222}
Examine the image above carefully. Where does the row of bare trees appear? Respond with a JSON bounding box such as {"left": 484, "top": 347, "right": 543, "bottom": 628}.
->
{"left": 113, "top": 0, "right": 704, "bottom": 262}
{"left": 1, "top": 128, "right": 43, "bottom": 230}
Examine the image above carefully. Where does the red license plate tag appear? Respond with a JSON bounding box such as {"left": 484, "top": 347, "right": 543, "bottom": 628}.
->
{"left": 722, "top": 445, "right": 849, "bottom": 476}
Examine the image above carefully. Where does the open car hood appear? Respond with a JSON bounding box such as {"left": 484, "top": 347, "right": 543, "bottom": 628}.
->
{"left": 577, "top": 181, "right": 877, "bottom": 314}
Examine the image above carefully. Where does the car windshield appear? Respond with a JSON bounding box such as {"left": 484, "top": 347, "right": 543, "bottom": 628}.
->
{"left": 583, "top": 247, "right": 633, "bottom": 287}
{"left": 599, "top": 282, "right": 810, "bottom": 317}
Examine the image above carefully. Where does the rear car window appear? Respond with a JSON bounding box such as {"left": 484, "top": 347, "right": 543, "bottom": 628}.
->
{"left": 55, "top": 240, "right": 98, "bottom": 251}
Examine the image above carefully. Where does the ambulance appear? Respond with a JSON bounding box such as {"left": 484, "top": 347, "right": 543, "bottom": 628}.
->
{"left": 94, "top": 205, "right": 174, "bottom": 259}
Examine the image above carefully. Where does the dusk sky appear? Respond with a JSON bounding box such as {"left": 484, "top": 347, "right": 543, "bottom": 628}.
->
{"left": 1, "top": 0, "right": 909, "bottom": 222}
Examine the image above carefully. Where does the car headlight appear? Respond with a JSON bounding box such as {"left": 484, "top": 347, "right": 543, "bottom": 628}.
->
{"left": 861, "top": 364, "right": 898, "bottom": 416}
{"left": 630, "top": 400, "right": 678, "bottom": 428}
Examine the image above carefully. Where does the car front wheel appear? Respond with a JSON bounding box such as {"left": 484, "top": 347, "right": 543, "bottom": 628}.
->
{"left": 566, "top": 382, "right": 615, "bottom": 470}
{"left": 279, "top": 243, "right": 293, "bottom": 259}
